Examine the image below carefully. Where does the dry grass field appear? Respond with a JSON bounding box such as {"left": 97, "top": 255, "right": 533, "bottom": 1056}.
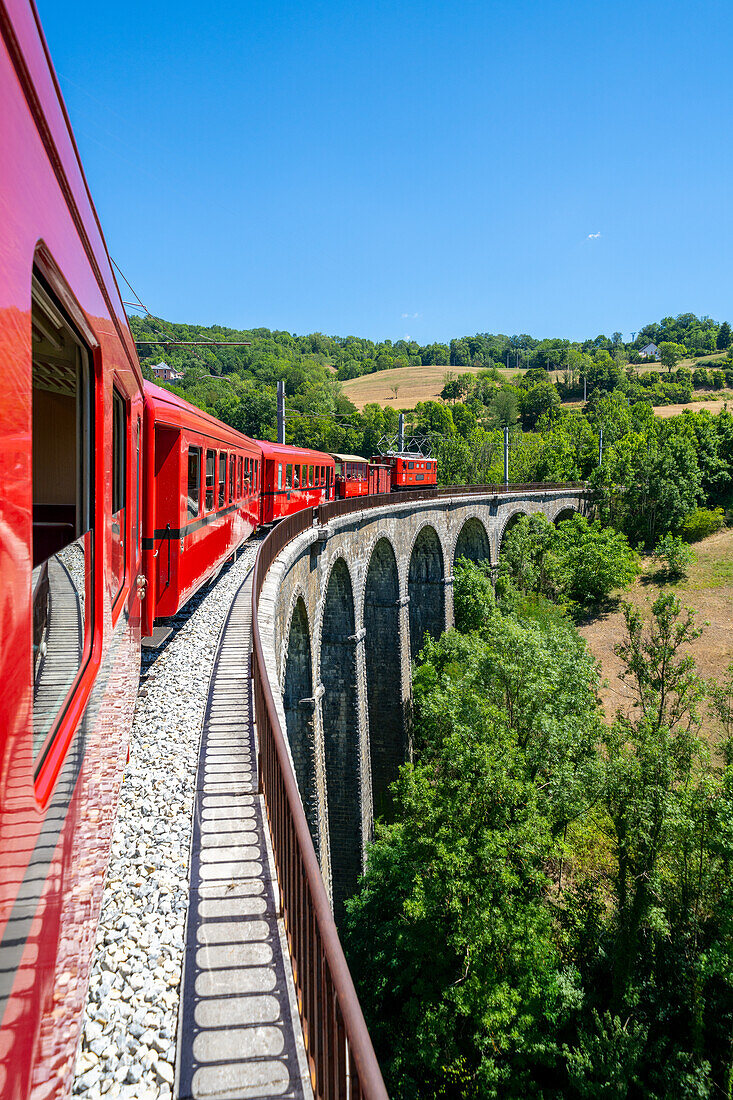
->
{"left": 578, "top": 528, "right": 733, "bottom": 745}
{"left": 341, "top": 364, "right": 485, "bottom": 410}
{"left": 653, "top": 398, "right": 730, "bottom": 418}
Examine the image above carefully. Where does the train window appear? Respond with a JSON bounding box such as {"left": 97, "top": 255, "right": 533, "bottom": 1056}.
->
{"left": 111, "top": 387, "right": 126, "bottom": 599}
{"left": 31, "top": 273, "right": 94, "bottom": 762}
{"left": 278, "top": 463, "right": 283, "bottom": 490}
{"left": 187, "top": 447, "right": 201, "bottom": 519}
{"left": 254, "top": 460, "right": 258, "bottom": 490}
{"left": 229, "top": 453, "right": 235, "bottom": 501}
{"left": 286, "top": 464, "right": 292, "bottom": 488}
{"left": 293, "top": 465, "right": 299, "bottom": 489}
{"left": 309, "top": 464, "right": 314, "bottom": 486}
{"left": 112, "top": 389, "right": 126, "bottom": 515}
{"left": 134, "top": 417, "right": 141, "bottom": 546}
{"left": 205, "top": 450, "right": 215, "bottom": 510}
{"left": 326, "top": 466, "right": 331, "bottom": 495}
{"left": 237, "top": 456, "right": 242, "bottom": 497}
{"left": 218, "top": 453, "right": 226, "bottom": 507}
{"left": 408, "top": 461, "right": 414, "bottom": 470}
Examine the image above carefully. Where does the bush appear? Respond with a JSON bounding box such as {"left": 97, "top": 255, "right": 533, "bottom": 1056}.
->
{"left": 651, "top": 534, "right": 694, "bottom": 580}
{"left": 680, "top": 507, "right": 726, "bottom": 542}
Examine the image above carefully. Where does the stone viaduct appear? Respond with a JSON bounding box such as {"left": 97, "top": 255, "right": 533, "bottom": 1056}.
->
{"left": 256, "top": 487, "right": 586, "bottom": 917}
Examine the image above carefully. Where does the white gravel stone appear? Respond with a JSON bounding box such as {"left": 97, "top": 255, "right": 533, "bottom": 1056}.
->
{"left": 72, "top": 542, "right": 260, "bottom": 1098}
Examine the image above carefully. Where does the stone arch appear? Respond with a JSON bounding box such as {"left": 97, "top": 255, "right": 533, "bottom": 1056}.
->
{"left": 283, "top": 597, "right": 319, "bottom": 857}
{"left": 408, "top": 525, "right": 445, "bottom": 659}
{"left": 363, "top": 538, "right": 405, "bottom": 818}
{"left": 553, "top": 506, "right": 577, "bottom": 525}
{"left": 454, "top": 516, "right": 491, "bottom": 566}
{"left": 319, "top": 557, "right": 360, "bottom": 920}
{"left": 497, "top": 510, "right": 527, "bottom": 559}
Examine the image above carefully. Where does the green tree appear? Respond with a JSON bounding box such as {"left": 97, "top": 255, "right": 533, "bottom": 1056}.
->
{"left": 717, "top": 321, "right": 731, "bottom": 350}
{"left": 520, "top": 382, "right": 560, "bottom": 429}
{"left": 488, "top": 388, "right": 519, "bottom": 427}
{"left": 604, "top": 594, "right": 704, "bottom": 1005}
{"left": 659, "top": 341, "right": 687, "bottom": 372}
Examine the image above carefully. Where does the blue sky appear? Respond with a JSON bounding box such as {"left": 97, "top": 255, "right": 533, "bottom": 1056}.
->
{"left": 38, "top": 0, "right": 733, "bottom": 343}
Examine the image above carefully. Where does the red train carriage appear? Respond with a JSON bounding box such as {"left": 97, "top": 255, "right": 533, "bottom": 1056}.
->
{"left": 371, "top": 453, "right": 438, "bottom": 490}
{"left": 332, "top": 453, "right": 370, "bottom": 498}
{"left": 0, "top": 1, "right": 144, "bottom": 1095}
{"left": 258, "top": 441, "right": 334, "bottom": 523}
{"left": 141, "top": 382, "right": 261, "bottom": 641}
{"left": 368, "top": 461, "right": 391, "bottom": 495}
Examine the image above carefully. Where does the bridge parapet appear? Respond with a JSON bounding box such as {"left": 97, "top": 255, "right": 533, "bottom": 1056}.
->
{"left": 251, "top": 483, "right": 587, "bottom": 1098}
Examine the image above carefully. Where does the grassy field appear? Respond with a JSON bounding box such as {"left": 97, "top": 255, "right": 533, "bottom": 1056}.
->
{"left": 341, "top": 364, "right": 486, "bottom": 410}
{"left": 577, "top": 527, "right": 733, "bottom": 745}
{"left": 339, "top": 353, "right": 731, "bottom": 413}
{"left": 654, "top": 397, "right": 730, "bottom": 418}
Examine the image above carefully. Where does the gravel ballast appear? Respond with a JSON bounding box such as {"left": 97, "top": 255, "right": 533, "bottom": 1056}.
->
{"left": 72, "top": 541, "right": 260, "bottom": 1099}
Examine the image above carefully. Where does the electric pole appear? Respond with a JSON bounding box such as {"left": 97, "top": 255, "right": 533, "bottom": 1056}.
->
{"left": 277, "top": 380, "right": 285, "bottom": 444}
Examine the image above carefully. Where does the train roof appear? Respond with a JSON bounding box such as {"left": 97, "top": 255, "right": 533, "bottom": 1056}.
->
{"left": 143, "top": 381, "right": 260, "bottom": 450}
{"left": 330, "top": 453, "right": 370, "bottom": 464}
{"left": 257, "top": 440, "right": 334, "bottom": 463}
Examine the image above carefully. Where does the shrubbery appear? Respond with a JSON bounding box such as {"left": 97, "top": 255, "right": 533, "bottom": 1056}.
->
{"left": 651, "top": 533, "right": 694, "bottom": 579}
{"left": 680, "top": 506, "right": 726, "bottom": 542}
{"left": 496, "top": 512, "right": 639, "bottom": 609}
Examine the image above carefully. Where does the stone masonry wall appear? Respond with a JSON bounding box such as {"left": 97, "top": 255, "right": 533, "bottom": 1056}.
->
{"left": 257, "top": 488, "right": 586, "bottom": 910}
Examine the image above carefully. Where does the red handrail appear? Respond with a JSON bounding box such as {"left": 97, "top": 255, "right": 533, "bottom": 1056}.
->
{"left": 250, "top": 482, "right": 586, "bottom": 1097}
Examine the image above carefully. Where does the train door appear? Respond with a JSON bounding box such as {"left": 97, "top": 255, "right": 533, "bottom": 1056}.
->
{"left": 153, "top": 427, "right": 178, "bottom": 602}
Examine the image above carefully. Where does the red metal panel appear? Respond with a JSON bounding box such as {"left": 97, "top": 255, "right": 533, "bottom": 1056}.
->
{"left": 0, "top": 1, "right": 144, "bottom": 1093}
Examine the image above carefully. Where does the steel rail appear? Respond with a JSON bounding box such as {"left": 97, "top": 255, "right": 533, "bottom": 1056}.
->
{"left": 250, "top": 480, "right": 586, "bottom": 1098}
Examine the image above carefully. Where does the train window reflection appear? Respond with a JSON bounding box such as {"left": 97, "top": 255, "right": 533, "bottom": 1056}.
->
{"left": 111, "top": 387, "right": 126, "bottom": 596}
{"left": 205, "top": 450, "right": 215, "bottom": 510}
{"left": 187, "top": 447, "right": 201, "bottom": 519}
{"left": 218, "top": 454, "right": 226, "bottom": 507}
{"left": 31, "top": 273, "right": 93, "bottom": 762}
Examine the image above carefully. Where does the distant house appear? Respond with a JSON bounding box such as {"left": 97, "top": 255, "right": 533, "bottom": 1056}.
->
{"left": 150, "top": 361, "right": 183, "bottom": 382}
{"left": 638, "top": 342, "right": 660, "bottom": 361}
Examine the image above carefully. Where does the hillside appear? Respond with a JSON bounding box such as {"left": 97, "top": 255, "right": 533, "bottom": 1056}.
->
{"left": 341, "top": 364, "right": 486, "bottom": 410}
{"left": 578, "top": 528, "right": 733, "bottom": 745}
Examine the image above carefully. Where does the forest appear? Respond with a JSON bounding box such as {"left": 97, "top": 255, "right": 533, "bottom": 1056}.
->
{"left": 343, "top": 545, "right": 733, "bottom": 1098}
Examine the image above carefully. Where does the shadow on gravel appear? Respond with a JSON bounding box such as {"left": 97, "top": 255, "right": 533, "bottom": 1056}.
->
{"left": 140, "top": 538, "right": 263, "bottom": 679}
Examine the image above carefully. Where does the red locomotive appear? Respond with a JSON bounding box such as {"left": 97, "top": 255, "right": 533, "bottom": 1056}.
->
{"left": 371, "top": 452, "right": 438, "bottom": 490}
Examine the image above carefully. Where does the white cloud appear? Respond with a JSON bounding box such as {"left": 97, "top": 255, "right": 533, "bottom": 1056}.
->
{"left": 401, "top": 311, "right": 420, "bottom": 319}
{"left": 587, "top": 231, "right": 601, "bottom": 239}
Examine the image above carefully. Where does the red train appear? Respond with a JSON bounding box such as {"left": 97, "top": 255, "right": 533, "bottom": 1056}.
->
{"left": 0, "top": 1, "right": 438, "bottom": 1094}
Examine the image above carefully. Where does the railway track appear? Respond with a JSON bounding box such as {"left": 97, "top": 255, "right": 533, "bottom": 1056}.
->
{"left": 71, "top": 538, "right": 312, "bottom": 1100}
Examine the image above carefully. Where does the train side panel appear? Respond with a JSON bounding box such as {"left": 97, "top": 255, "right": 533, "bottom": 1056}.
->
{"left": 141, "top": 383, "right": 260, "bottom": 631}
{"left": 0, "top": 3, "right": 144, "bottom": 1096}
{"left": 258, "top": 441, "right": 334, "bottom": 522}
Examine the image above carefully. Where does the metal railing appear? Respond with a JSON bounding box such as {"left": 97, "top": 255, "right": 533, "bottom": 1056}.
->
{"left": 250, "top": 480, "right": 587, "bottom": 1098}
{"left": 252, "top": 504, "right": 388, "bottom": 1100}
